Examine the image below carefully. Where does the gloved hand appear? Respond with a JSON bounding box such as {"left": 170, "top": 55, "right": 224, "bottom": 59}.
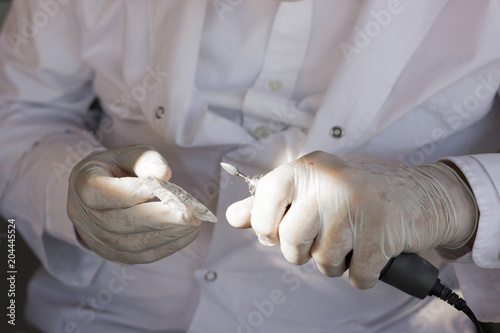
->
{"left": 226, "top": 151, "right": 478, "bottom": 289}
{"left": 67, "top": 145, "right": 201, "bottom": 264}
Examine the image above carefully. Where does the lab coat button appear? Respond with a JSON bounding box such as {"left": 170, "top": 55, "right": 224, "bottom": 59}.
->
{"left": 155, "top": 106, "right": 165, "bottom": 119}
{"left": 330, "top": 126, "right": 344, "bottom": 138}
{"left": 204, "top": 270, "right": 217, "bottom": 282}
{"left": 268, "top": 80, "right": 282, "bottom": 92}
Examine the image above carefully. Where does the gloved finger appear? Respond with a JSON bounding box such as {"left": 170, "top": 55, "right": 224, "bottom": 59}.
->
{"left": 91, "top": 218, "right": 202, "bottom": 253}
{"left": 91, "top": 202, "right": 192, "bottom": 233}
{"left": 251, "top": 165, "right": 295, "bottom": 246}
{"left": 310, "top": 223, "right": 353, "bottom": 278}
{"left": 111, "top": 227, "right": 201, "bottom": 264}
{"left": 79, "top": 226, "right": 201, "bottom": 264}
{"left": 278, "top": 202, "right": 320, "bottom": 265}
{"left": 77, "top": 176, "right": 155, "bottom": 210}
{"left": 226, "top": 196, "right": 254, "bottom": 228}
{"left": 349, "top": 232, "right": 391, "bottom": 290}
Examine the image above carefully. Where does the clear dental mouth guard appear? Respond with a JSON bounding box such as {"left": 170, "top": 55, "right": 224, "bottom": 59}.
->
{"left": 145, "top": 176, "right": 217, "bottom": 223}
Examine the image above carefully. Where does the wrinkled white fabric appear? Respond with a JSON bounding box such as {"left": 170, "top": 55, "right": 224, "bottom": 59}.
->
{"left": 228, "top": 152, "right": 478, "bottom": 289}
{"left": 0, "top": 0, "right": 499, "bottom": 332}
{"left": 68, "top": 145, "right": 201, "bottom": 264}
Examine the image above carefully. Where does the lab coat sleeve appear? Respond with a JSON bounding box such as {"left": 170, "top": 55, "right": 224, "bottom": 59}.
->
{"left": 0, "top": 1, "right": 105, "bottom": 287}
{"left": 443, "top": 154, "right": 500, "bottom": 322}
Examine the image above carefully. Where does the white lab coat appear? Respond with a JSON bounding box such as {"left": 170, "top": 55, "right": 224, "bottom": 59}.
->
{"left": 0, "top": 0, "right": 500, "bottom": 332}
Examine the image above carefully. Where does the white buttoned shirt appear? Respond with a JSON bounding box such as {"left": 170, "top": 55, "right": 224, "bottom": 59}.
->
{"left": 1, "top": 1, "right": 500, "bottom": 332}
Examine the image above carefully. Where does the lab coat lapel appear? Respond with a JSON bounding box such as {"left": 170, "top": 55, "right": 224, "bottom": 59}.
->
{"left": 302, "top": 0, "right": 449, "bottom": 156}
{"left": 145, "top": 0, "right": 205, "bottom": 144}
{"left": 146, "top": 0, "right": 251, "bottom": 147}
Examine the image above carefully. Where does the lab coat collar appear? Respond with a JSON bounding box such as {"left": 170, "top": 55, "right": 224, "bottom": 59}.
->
{"left": 301, "top": 0, "right": 449, "bottom": 156}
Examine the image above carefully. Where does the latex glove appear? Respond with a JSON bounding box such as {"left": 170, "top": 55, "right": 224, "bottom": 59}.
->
{"left": 68, "top": 145, "right": 201, "bottom": 264}
{"left": 227, "top": 151, "right": 478, "bottom": 289}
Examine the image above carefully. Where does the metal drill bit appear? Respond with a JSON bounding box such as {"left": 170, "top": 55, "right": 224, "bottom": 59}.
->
{"left": 220, "top": 162, "right": 246, "bottom": 178}
{"left": 220, "top": 162, "right": 263, "bottom": 195}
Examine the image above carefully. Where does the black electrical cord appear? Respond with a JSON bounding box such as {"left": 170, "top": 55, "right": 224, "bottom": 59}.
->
{"left": 379, "top": 253, "right": 484, "bottom": 333}
{"left": 430, "top": 279, "right": 484, "bottom": 333}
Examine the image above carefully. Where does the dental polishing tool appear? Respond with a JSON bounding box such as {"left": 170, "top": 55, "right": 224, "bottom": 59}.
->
{"left": 221, "top": 162, "right": 483, "bottom": 332}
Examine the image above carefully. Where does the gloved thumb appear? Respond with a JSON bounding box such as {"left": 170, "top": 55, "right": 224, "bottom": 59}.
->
{"left": 108, "top": 145, "right": 172, "bottom": 180}
{"left": 226, "top": 196, "right": 254, "bottom": 228}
